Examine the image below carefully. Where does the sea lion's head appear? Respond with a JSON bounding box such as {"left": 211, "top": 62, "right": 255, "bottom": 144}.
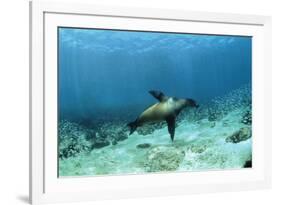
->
{"left": 172, "top": 97, "right": 199, "bottom": 111}
{"left": 184, "top": 98, "right": 199, "bottom": 108}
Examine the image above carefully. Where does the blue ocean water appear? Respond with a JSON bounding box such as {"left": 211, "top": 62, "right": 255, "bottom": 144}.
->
{"left": 59, "top": 28, "right": 251, "bottom": 122}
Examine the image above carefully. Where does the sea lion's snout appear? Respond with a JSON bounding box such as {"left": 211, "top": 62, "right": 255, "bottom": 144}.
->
{"left": 186, "top": 98, "right": 199, "bottom": 108}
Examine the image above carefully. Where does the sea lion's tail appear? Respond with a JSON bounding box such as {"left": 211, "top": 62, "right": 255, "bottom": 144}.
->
{"left": 127, "top": 120, "right": 138, "bottom": 135}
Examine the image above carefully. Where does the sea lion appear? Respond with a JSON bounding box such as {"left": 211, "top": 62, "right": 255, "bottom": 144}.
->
{"left": 127, "top": 90, "right": 199, "bottom": 141}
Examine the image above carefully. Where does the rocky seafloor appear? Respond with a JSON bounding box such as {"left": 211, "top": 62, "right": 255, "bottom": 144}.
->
{"left": 59, "top": 85, "right": 252, "bottom": 176}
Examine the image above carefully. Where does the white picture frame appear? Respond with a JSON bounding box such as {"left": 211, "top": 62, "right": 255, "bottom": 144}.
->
{"left": 29, "top": 1, "right": 272, "bottom": 204}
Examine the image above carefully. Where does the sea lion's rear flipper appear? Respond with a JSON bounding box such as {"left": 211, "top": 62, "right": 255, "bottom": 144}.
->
{"left": 166, "top": 117, "right": 176, "bottom": 141}
{"left": 127, "top": 120, "right": 138, "bottom": 135}
{"left": 149, "top": 90, "right": 167, "bottom": 102}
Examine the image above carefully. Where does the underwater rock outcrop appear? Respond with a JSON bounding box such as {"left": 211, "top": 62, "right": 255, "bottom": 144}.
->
{"left": 92, "top": 133, "right": 110, "bottom": 149}
{"left": 59, "top": 120, "right": 131, "bottom": 159}
{"left": 243, "top": 160, "right": 252, "bottom": 168}
{"left": 96, "top": 122, "right": 128, "bottom": 145}
{"left": 188, "top": 144, "right": 208, "bottom": 154}
{"left": 115, "top": 130, "right": 128, "bottom": 142}
{"left": 136, "top": 122, "right": 166, "bottom": 135}
{"left": 207, "top": 108, "right": 223, "bottom": 122}
{"left": 241, "top": 110, "right": 252, "bottom": 125}
{"left": 144, "top": 146, "right": 185, "bottom": 172}
{"left": 198, "top": 85, "right": 252, "bottom": 123}
{"left": 59, "top": 121, "right": 92, "bottom": 159}
{"left": 225, "top": 127, "right": 251, "bottom": 143}
{"left": 243, "top": 154, "right": 252, "bottom": 168}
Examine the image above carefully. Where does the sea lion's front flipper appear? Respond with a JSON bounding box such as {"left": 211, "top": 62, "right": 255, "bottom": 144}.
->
{"left": 166, "top": 117, "right": 176, "bottom": 141}
{"left": 149, "top": 90, "right": 167, "bottom": 102}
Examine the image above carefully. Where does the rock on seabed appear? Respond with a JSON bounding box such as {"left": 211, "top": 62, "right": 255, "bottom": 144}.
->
{"left": 225, "top": 127, "right": 251, "bottom": 143}
{"left": 136, "top": 143, "right": 151, "bottom": 149}
{"left": 144, "top": 146, "right": 185, "bottom": 172}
